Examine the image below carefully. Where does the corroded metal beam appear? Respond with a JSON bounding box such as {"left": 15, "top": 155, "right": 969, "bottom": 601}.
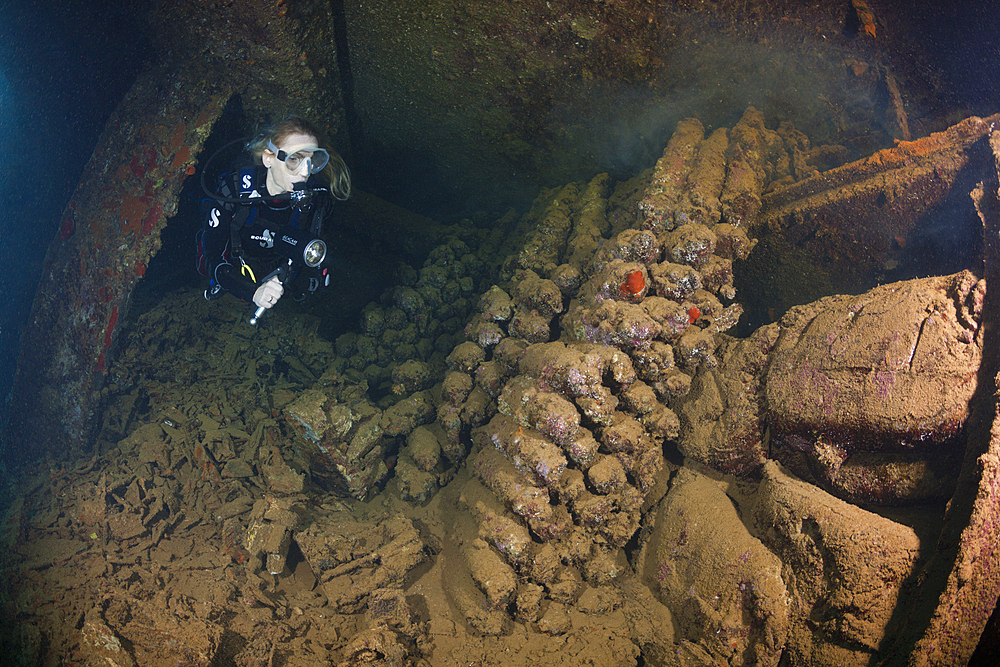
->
{"left": 5, "top": 65, "right": 232, "bottom": 462}
{"left": 759, "top": 115, "right": 1000, "bottom": 250}
{"left": 739, "top": 114, "right": 1000, "bottom": 318}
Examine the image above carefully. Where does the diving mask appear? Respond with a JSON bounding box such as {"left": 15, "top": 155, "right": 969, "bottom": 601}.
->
{"left": 267, "top": 140, "right": 330, "bottom": 174}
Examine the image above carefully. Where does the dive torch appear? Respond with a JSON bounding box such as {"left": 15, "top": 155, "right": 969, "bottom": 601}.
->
{"left": 249, "top": 226, "right": 328, "bottom": 325}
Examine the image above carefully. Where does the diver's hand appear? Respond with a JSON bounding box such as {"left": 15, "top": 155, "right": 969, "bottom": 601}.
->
{"left": 253, "top": 277, "right": 284, "bottom": 309}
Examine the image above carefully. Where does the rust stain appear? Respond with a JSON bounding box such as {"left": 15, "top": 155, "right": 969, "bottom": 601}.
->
{"left": 120, "top": 194, "right": 148, "bottom": 236}
{"left": 141, "top": 201, "right": 164, "bottom": 235}
{"left": 169, "top": 120, "right": 187, "bottom": 153}
{"left": 171, "top": 144, "right": 191, "bottom": 171}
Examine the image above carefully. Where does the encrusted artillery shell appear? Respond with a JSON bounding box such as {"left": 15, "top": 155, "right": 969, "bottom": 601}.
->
{"left": 494, "top": 337, "right": 529, "bottom": 372}
{"left": 405, "top": 426, "right": 442, "bottom": 473}
{"left": 460, "top": 386, "right": 497, "bottom": 431}
{"left": 442, "top": 370, "right": 473, "bottom": 406}
{"left": 638, "top": 118, "right": 705, "bottom": 234}
{"left": 509, "top": 309, "right": 552, "bottom": 344}
{"left": 475, "top": 360, "right": 510, "bottom": 398}
{"left": 632, "top": 446, "right": 665, "bottom": 492}
{"left": 436, "top": 403, "right": 465, "bottom": 462}
{"left": 571, "top": 486, "right": 643, "bottom": 547}
{"left": 565, "top": 429, "right": 600, "bottom": 469}
{"left": 511, "top": 269, "right": 564, "bottom": 318}
{"left": 648, "top": 262, "right": 702, "bottom": 302}
{"left": 588, "top": 455, "right": 627, "bottom": 494}
{"left": 516, "top": 183, "right": 577, "bottom": 276}
{"left": 469, "top": 501, "right": 533, "bottom": 564}
{"left": 499, "top": 375, "right": 581, "bottom": 446}
{"left": 575, "top": 386, "right": 619, "bottom": 426}
{"left": 600, "top": 412, "right": 652, "bottom": 456}
{"left": 519, "top": 342, "right": 604, "bottom": 399}
{"left": 479, "top": 285, "right": 514, "bottom": 322}
{"left": 661, "top": 224, "right": 717, "bottom": 270}
{"left": 564, "top": 173, "right": 611, "bottom": 271}
{"left": 485, "top": 413, "right": 567, "bottom": 486}
{"left": 641, "top": 405, "right": 681, "bottom": 440}
{"left": 619, "top": 380, "right": 658, "bottom": 415}
{"left": 470, "top": 442, "right": 552, "bottom": 524}
{"left": 720, "top": 107, "right": 780, "bottom": 228}
{"left": 447, "top": 341, "right": 486, "bottom": 373}
{"left": 466, "top": 542, "right": 518, "bottom": 610}
{"left": 678, "top": 126, "right": 729, "bottom": 227}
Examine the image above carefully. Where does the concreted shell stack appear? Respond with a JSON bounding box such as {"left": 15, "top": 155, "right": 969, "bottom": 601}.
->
{"left": 433, "top": 108, "right": 803, "bottom": 633}
{"left": 286, "top": 225, "right": 521, "bottom": 501}
{"left": 333, "top": 234, "right": 486, "bottom": 393}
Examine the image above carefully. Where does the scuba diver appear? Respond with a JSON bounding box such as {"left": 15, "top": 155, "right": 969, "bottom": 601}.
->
{"left": 199, "top": 115, "right": 351, "bottom": 320}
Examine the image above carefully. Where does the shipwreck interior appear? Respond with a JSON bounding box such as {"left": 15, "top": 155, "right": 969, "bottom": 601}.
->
{"left": 2, "top": 0, "right": 1000, "bottom": 665}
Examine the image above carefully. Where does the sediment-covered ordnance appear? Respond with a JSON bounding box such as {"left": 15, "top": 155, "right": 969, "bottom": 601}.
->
{"left": 274, "top": 107, "right": 993, "bottom": 661}
{"left": 637, "top": 461, "right": 923, "bottom": 665}
{"left": 433, "top": 109, "right": 785, "bottom": 637}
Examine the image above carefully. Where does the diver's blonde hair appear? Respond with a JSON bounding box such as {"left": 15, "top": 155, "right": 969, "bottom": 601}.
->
{"left": 247, "top": 115, "right": 351, "bottom": 201}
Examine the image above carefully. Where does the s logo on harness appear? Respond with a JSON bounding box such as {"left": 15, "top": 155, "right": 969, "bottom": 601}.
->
{"left": 242, "top": 173, "right": 253, "bottom": 191}
{"left": 251, "top": 228, "right": 274, "bottom": 249}
{"left": 209, "top": 208, "right": 221, "bottom": 228}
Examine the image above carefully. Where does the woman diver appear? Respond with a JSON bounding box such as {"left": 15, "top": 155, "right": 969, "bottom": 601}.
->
{"left": 200, "top": 115, "right": 351, "bottom": 317}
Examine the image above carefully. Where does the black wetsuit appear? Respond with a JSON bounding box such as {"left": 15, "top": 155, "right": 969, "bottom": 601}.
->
{"left": 203, "top": 166, "right": 332, "bottom": 302}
